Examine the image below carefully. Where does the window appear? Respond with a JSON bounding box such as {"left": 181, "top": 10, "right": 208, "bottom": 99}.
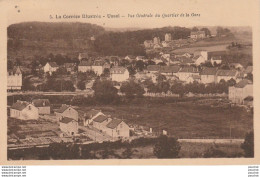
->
{"left": 28, "top": 106, "right": 31, "bottom": 110}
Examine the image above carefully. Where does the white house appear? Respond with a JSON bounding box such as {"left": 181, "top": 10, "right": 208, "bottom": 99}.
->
{"left": 84, "top": 109, "right": 105, "bottom": 126}
{"left": 43, "top": 62, "right": 59, "bottom": 74}
{"left": 32, "top": 99, "right": 51, "bottom": 115}
{"left": 216, "top": 70, "right": 238, "bottom": 83}
{"left": 110, "top": 67, "right": 129, "bottom": 82}
{"left": 78, "top": 60, "right": 92, "bottom": 73}
{"left": 104, "top": 119, "right": 130, "bottom": 139}
{"left": 92, "top": 115, "right": 112, "bottom": 130}
{"left": 7, "top": 66, "right": 22, "bottom": 91}
{"left": 177, "top": 66, "right": 199, "bottom": 82}
{"left": 59, "top": 117, "right": 78, "bottom": 136}
{"left": 92, "top": 60, "right": 104, "bottom": 76}
{"left": 200, "top": 67, "right": 217, "bottom": 84}
{"left": 55, "top": 104, "right": 78, "bottom": 122}
{"left": 229, "top": 79, "right": 253, "bottom": 104}
{"left": 190, "top": 31, "right": 206, "bottom": 39}
{"left": 10, "top": 101, "right": 39, "bottom": 120}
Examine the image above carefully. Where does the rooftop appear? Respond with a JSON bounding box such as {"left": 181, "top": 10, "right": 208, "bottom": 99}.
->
{"left": 32, "top": 99, "right": 50, "bottom": 107}
{"left": 93, "top": 115, "right": 108, "bottom": 123}
{"left": 106, "top": 119, "right": 123, "bottom": 129}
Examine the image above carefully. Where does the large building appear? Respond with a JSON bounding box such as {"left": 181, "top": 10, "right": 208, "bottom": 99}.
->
{"left": 92, "top": 115, "right": 130, "bottom": 139}
{"left": 43, "top": 62, "right": 59, "bottom": 74}
{"left": 110, "top": 67, "right": 129, "bottom": 82}
{"left": 55, "top": 104, "right": 78, "bottom": 122}
{"left": 153, "top": 37, "right": 161, "bottom": 44}
{"left": 7, "top": 66, "right": 22, "bottom": 91}
{"left": 190, "top": 31, "right": 206, "bottom": 39}
{"left": 59, "top": 117, "right": 78, "bottom": 136}
{"left": 216, "top": 70, "right": 237, "bottom": 83}
{"left": 165, "top": 33, "right": 172, "bottom": 41}
{"left": 200, "top": 67, "right": 217, "bottom": 84}
{"left": 229, "top": 79, "right": 253, "bottom": 104}
{"left": 10, "top": 100, "right": 39, "bottom": 120}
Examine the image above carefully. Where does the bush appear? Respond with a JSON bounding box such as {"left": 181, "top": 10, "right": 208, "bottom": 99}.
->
{"left": 241, "top": 131, "right": 254, "bottom": 157}
{"left": 153, "top": 135, "right": 181, "bottom": 158}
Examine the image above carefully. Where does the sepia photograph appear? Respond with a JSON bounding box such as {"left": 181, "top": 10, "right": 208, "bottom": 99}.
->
{"left": 1, "top": 0, "right": 258, "bottom": 164}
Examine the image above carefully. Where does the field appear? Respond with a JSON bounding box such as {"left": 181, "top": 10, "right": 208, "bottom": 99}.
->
{"left": 76, "top": 99, "right": 253, "bottom": 139}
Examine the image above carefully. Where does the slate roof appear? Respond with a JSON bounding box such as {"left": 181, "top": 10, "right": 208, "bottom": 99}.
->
{"left": 93, "top": 115, "right": 108, "bottom": 123}
{"left": 244, "top": 96, "right": 253, "bottom": 101}
{"left": 245, "top": 66, "right": 253, "bottom": 74}
{"left": 78, "top": 60, "right": 92, "bottom": 66}
{"left": 64, "top": 63, "right": 75, "bottom": 68}
{"left": 110, "top": 67, "right": 127, "bottom": 74}
{"left": 85, "top": 109, "right": 101, "bottom": 117}
{"left": 200, "top": 67, "right": 217, "bottom": 75}
{"left": 147, "top": 65, "right": 160, "bottom": 72}
{"left": 11, "top": 101, "right": 29, "bottom": 111}
{"left": 216, "top": 70, "right": 237, "bottom": 77}
{"left": 60, "top": 117, "right": 75, "bottom": 124}
{"left": 32, "top": 99, "right": 50, "bottom": 107}
{"left": 235, "top": 79, "right": 252, "bottom": 88}
{"left": 160, "top": 66, "right": 180, "bottom": 73}
{"left": 55, "top": 105, "right": 70, "bottom": 113}
{"left": 8, "top": 66, "right": 22, "bottom": 75}
{"left": 179, "top": 66, "right": 198, "bottom": 73}
{"left": 106, "top": 119, "right": 123, "bottom": 129}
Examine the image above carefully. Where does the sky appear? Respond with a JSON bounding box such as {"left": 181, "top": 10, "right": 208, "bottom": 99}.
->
{"left": 1, "top": 0, "right": 257, "bottom": 28}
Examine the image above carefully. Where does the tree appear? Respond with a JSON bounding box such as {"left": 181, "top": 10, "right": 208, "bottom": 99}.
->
{"left": 153, "top": 135, "right": 181, "bottom": 158}
{"left": 191, "top": 27, "right": 199, "bottom": 32}
{"left": 122, "top": 146, "right": 137, "bottom": 159}
{"left": 135, "top": 60, "right": 145, "bottom": 72}
{"left": 200, "top": 28, "right": 211, "bottom": 37}
{"left": 77, "top": 80, "right": 86, "bottom": 90}
{"left": 120, "top": 81, "right": 145, "bottom": 98}
{"left": 92, "top": 80, "right": 118, "bottom": 104}
{"left": 241, "top": 131, "right": 254, "bottom": 157}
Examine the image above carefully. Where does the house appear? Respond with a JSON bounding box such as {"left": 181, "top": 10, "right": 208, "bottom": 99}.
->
{"left": 136, "top": 56, "right": 146, "bottom": 61}
{"left": 104, "top": 119, "right": 130, "bottom": 139}
{"left": 144, "top": 40, "right": 153, "bottom": 48}
{"left": 165, "top": 33, "right": 172, "bottom": 41}
{"left": 55, "top": 104, "right": 78, "bottom": 122}
{"left": 230, "top": 63, "right": 244, "bottom": 70}
{"left": 193, "top": 51, "right": 208, "bottom": 65}
{"left": 84, "top": 109, "right": 105, "bottom": 126}
{"left": 216, "top": 69, "right": 237, "bottom": 83}
{"left": 190, "top": 31, "right": 206, "bottom": 39}
{"left": 162, "top": 41, "right": 170, "bottom": 48}
{"left": 177, "top": 66, "right": 199, "bottom": 82}
{"left": 160, "top": 66, "right": 180, "bottom": 77}
{"left": 78, "top": 52, "right": 89, "bottom": 61}
{"left": 10, "top": 101, "right": 39, "bottom": 120}
{"left": 92, "top": 115, "right": 112, "bottom": 130}
{"left": 153, "top": 37, "right": 161, "bottom": 44}
{"left": 147, "top": 65, "right": 160, "bottom": 73}
{"left": 125, "top": 55, "right": 136, "bottom": 61}
{"left": 200, "top": 67, "right": 217, "bottom": 84}
{"left": 64, "top": 63, "right": 76, "bottom": 73}
{"left": 229, "top": 79, "right": 253, "bottom": 104}
{"left": 245, "top": 66, "right": 253, "bottom": 75}
{"left": 243, "top": 96, "right": 253, "bottom": 107}
{"left": 43, "top": 62, "right": 59, "bottom": 74}
{"left": 59, "top": 117, "right": 78, "bottom": 136}
{"left": 186, "top": 75, "right": 201, "bottom": 83}
{"left": 7, "top": 66, "right": 22, "bottom": 91}
{"left": 32, "top": 99, "right": 51, "bottom": 115}
{"left": 208, "top": 51, "right": 226, "bottom": 65}
{"left": 78, "top": 60, "right": 92, "bottom": 73}
{"left": 110, "top": 67, "right": 129, "bottom": 82}
{"left": 92, "top": 60, "right": 104, "bottom": 76}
